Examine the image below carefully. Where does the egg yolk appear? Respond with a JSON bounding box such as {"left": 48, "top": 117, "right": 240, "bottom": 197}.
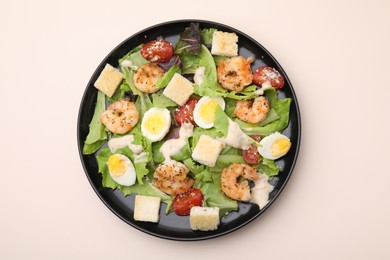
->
{"left": 199, "top": 100, "right": 220, "bottom": 123}
{"left": 108, "top": 155, "right": 126, "bottom": 177}
{"left": 144, "top": 112, "right": 167, "bottom": 134}
{"left": 271, "top": 138, "right": 292, "bottom": 157}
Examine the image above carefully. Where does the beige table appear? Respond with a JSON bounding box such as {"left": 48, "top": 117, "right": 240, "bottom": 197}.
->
{"left": 1, "top": 0, "right": 389, "bottom": 259}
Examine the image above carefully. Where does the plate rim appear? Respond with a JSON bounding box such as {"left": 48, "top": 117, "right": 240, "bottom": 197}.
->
{"left": 77, "top": 19, "right": 301, "bottom": 241}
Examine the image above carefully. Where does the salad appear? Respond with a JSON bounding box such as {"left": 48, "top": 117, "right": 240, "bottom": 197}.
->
{"left": 82, "top": 23, "right": 292, "bottom": 231}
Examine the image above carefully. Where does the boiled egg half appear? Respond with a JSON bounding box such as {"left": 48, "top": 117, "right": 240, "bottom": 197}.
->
{"left": 258, "top": 132, "right": 291, "bottom": 160}
{"left": 141, "top": 107, "right": 171, "bottom": 142}
{"left": 193, "top": 96, "right": 225, "bottom": 129}
{"left": 107, "top": 154, "right": 136, "bottom": 186}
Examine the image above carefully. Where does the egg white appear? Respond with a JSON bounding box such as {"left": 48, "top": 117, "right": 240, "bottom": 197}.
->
{"left": 193, "top": 96, "right": 225, "bottom": 129}
{"left": 141, "top": 107, "right": 171, "bottom": 142}
{"left": 258, "top": 132, "right": 291, "bottom": 160}
{"left": 107, "top": 154, "right": 136, "bottom": 186}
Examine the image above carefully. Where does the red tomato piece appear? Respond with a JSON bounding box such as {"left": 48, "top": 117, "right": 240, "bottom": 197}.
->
{"left": 253, "top": 66, "right": 285, "bottom": 90}
{"left": 140, "top": 39, "right": 174, "bottom": 63}
{"left": 174, "top": 97, "right": 199, "bottom": 126}
{"left": 242, "top": 135, "right": 261, "bottom": 165}
{"left": 172, "top": 188, "right": 203, "bottom": 216}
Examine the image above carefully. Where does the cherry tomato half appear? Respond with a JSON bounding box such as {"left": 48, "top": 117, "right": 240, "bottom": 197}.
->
{"left": 140, "top": 39, "right": 174, "bottom": 63}
{"left": 172, "top": 188, "right": 203, "bottom": 216}
{"left": 174, "top": 97, "right": 199, "bottom": 126}
{"left": 253, "top": 66, "right": 285, "bottom": 90}
{"left": 242, "top": 135, "right": 261, "bottom": 165}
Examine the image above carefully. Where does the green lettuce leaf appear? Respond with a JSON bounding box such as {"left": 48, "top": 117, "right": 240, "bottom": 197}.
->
{"left": 193, "top": 45, "right": 227, "bottom": 97}
{"left": 225, "top": 84, "right": 257, "bottom": 100}
{"left": 96, "top": 148, "right": 172, "bottom": 210}
{"left": 224, "top": 98, "right": 237, "bottom": 118}
{"left": 235, "top": 89, "right": 292, "bottom": 136}
{"left": 200, "top": 28, "right": 216, "bottom": 46}
{"left": 152, "top": 140, "right": 192, "bottom": 164}
{"left": 198, "top": 171, "right": 238, "bottom": 217}
{"left": 151, "top": 92, "right": 177, "bottom": 108}
{"left": 83, "top": 90, "right": 107, "bottom": 154}
{"left": 119, "top": 46, "right": 148, "bottom": 70}
{"left": 122, "top": 66, "right": 141, "bottom": 96}
{"left": 97, "top": 147, "right": 149, "bottom": 185}
{"left": 118, "top": 45, "right": 142, "bottom": 64}
{"left": 107, "top": 80, "right": 131, "bottom": 103}
{"left": 190, "top": 127, "right": 222, "bottom": 149}
{"left": 256, "top": 158, "right": 280, "bottom": 177}
{"left": 211, "top": 154, "right": 246, "bottom": 173}
{"left": 156, "top": 65, "right": 181, "bottom": 89}
{"left": 180, "top": 54, "right": 200, "bottom": 74}
{"left": 119, "top": 46, "right": 150, "bottom": 98}
{"left": 194, "top": 169, "right": 213, "bottom": 183}
{"left": 135, "top": 90, "right": 153, "bottom": 118}
{"left": 214, "top": 106, "right": 229, "bottom": 137}
{"left": 190, "top": 45, "right": 256, "bottom": 100}
{"left": 182, "top": 158, "right": 212, "bottom": 183}
{"left": 219, "top": 145, "right": 241, "bottom": 156}
{"left": 182, "top": 158, "right": 206, "bottom": 174}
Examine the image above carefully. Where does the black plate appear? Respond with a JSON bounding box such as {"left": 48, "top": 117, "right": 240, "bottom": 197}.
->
{"left": 77, "top": 19, "right": 301, "bottom": 241}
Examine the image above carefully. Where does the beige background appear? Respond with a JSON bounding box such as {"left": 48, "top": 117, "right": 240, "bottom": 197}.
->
{"left": 1, "top": 0, "right": 389, "bottom": 259}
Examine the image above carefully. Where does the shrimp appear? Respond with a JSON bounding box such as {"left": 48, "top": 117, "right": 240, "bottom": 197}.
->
{"left": 133, "top": 63, "right": 165, "bottom": 93}
{"left": 217, "top": 56, "right": 254, "bottom": 92}
{"left": 221, "top": 163, "right": 259, "bottom": 201}
{"left": 100, "top": 98, "right": 139, "bottom": 134}
{"left": 153, "top": 160, "right": 194, "bottom": 196}
{"left": 234, "top": 96, "right": 270, "bottom": 124}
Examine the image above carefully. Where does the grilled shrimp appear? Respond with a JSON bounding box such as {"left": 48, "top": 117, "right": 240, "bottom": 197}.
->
{"left": 234, "top": 96, "right": 270, "bottom": 124}
{"left": 217, "top": 56, "right": 254, "bottom": 92}
{"left": 221, "top": 163, "right": 259, "bottom": 201}
{"left": 100, "top": 98, "right": 139, "bottom": 134}
{"left": 153, "top": 160, "right": 194, "bottom": 196}
{"left": 133, "top": 63, "right": 165, "bottom": 93}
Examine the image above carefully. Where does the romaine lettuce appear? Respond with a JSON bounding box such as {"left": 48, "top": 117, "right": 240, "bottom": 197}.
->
{"left": 96, "top": 147, "right": 149, "bottom": 186}
{"left": 151, "top": 92, "right": 177, "bottom": 108}
{"left": 152, "top": 140, "right": 192, "bottom": 164}
{"left": 235, "top": 88, "right": 292, "bottom": 136}
{"left": 214, "top": 106, "right": 229, "bottom": 136}
{"left": 256, "top": 158, "right": 280, "bottom": 177}
{"left": 182, "top": 45, "right": 257, "bottom": 100}
{"left": 82, "top": 90, "right": 107, "bottom": 154}
{"left": 155, "top": 65, "right": 181, "bottom": 89}
{"left": 200, "top": 28, "right": 216, "bottom": 46}
{"left": 96, "top": 147, "right": 172, "bottom": 211}
{"left": 198, "top": 171, "right": 238, "bottom": 217}
{"left": 107, "top": 80, "right": 131, "bottom": 103}
{"left": 119, "top": 46, "right": 148, "bottom": 70}
{"left": 180, "top": 54, "right": 200, "bottom": 74}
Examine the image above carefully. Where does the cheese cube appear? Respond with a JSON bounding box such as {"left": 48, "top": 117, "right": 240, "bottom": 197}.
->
{"left": 211, "top": 31, "right": 238, "bottom": 57}
{"left": 192, "top": 135, "right": 224, "bottom": 167}
{"left": 133, "top": 195, "right": 161, "bottom": 223}
{"left": 94, "top": 64, "right": 123, "bottom": 97}
{"left": 163, "top": 73, "right": 194, "bottom": 106}
{"left": 190, "top": 207, "right": 220, "bottom": 231}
